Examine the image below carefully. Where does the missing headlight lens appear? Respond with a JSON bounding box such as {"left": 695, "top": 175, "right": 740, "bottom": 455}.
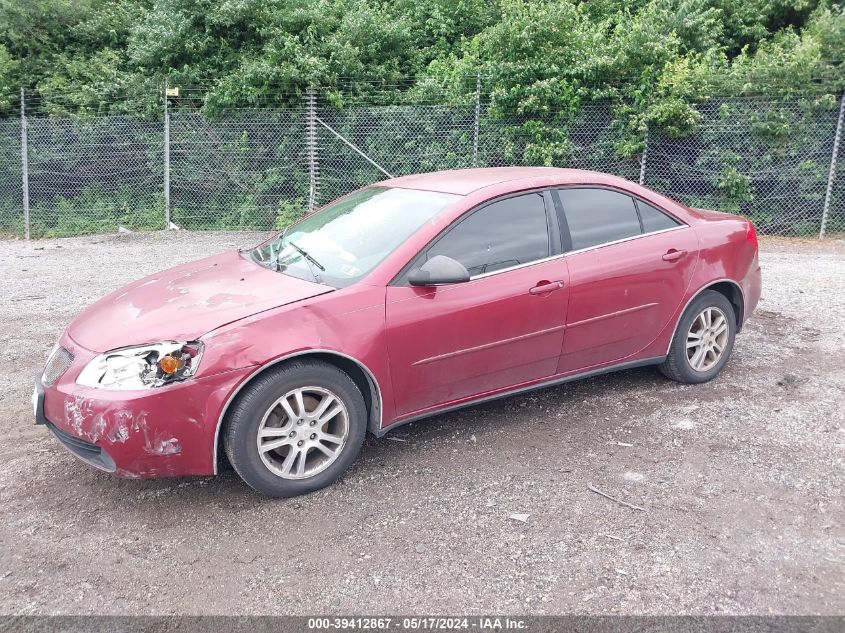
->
{"left": 76, "top": 341, "right": 204, "bottom": 390}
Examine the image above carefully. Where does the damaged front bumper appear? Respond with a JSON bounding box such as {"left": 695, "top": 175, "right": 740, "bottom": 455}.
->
{"left": 35, "top": 333, "right": 253, "bottom": 479}
{"left": 34, "top": 377, "right": 117, "bottom": 472}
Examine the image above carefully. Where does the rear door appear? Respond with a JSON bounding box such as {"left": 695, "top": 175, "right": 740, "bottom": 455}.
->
{"left": 385, "top": 191, "right": 570, "bottom": 417}
{"left": 554, "top": 187, "right": 699, "bottom": 373}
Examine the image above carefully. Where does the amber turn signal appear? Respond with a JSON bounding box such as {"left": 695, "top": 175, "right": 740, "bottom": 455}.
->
{"left": 159, "top": 354, "right": 182, "bottom": 374}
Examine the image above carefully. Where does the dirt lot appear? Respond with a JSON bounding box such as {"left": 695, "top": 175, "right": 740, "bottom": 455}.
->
{"left": 0, "top": 231, "right": 843, "bottom": 615}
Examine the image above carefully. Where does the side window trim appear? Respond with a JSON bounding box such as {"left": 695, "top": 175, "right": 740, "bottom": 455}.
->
{"left": 391, "top": 188, "right": 558, "bottom": 286}
{"left": 633, "top": 198, "right": 646, "bottom": 233}
{"left": 543, "top": 189, "right": 563, "bottom": 256}
{"left": 550, "top": 189, "right": 573, "bottom": 252}
{"left": 554, "top": 185, "right": 688, "bottom": 253}
{"left": 563, "top": 225, "right": 687, "bottom": 257}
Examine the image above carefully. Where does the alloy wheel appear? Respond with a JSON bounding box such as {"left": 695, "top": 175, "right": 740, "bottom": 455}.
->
{"left": 256, "top": 386, "right": 349, "bottom": 480}
{"left": 686, "top": 306, "right": 729, "bottom": 372}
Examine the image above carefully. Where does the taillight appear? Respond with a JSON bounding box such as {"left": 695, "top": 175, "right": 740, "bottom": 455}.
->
{"left": 746, "top": 221, "right": 758, "bottom": 247}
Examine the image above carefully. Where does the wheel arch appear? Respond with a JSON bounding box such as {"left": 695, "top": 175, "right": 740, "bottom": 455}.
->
{"left": 707, "top": 280, "right": 745, "bottom": 329}
{"left": 665, "top": 279, "right": 745, "bottom": 356}
{"left": 212, "top": 350, "right": 383, "bottom": 475}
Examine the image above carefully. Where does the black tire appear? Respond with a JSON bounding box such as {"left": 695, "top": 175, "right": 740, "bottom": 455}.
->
{"left": 659, "top": 290, "right": 737, "bottom": 384}
{"left": 223, "top": 360, "right": 367, "bottom": 497}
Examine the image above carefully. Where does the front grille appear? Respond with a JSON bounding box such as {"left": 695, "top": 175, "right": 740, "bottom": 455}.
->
{"left": 42, "top": 346, "right": 74, "bottom": 387}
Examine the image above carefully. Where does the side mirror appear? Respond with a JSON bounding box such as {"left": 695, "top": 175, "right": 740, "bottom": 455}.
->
{"left": 408, "top": 255, "right": 470, "bottom": 286}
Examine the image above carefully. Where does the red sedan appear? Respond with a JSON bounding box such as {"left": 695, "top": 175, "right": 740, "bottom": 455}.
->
{"left": 35, "top": 167, "right": 762, "bottom": 496}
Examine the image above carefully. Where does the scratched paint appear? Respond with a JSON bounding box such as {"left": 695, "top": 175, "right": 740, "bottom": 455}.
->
{"left": 88, "top": 413, "right": 107, "bottom": 443}
{"left": 64, "top": 396, "right": 93, "bottom": 438}
{"left": 106, "top": 410, "right": 134, "bottom": 443}
{"left": 62, "top": 397, "right": 181, "bottom": 456}
{"left": 143, "top": 433, "right": 181, "bottom": 455}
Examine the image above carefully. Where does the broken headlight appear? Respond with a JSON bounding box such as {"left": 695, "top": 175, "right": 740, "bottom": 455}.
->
{"left": 76, "top": 341, "right": 204, "bottom": 390}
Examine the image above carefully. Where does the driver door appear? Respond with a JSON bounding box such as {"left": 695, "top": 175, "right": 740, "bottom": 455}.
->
{"left": 384, "top": 191, "right": 570, "bottom": 418}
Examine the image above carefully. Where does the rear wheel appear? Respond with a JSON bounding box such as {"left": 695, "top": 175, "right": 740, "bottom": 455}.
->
{"left": 223, "top": 360, "right": 367, "bottom": 497}
{"left": 660, "top": 290, "right": 736, "bottom": 384}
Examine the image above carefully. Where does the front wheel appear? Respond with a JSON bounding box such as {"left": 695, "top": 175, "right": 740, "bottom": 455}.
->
{"left": 660, "top": 290, "right": 736, "bottom": 384}
{"left": 223, "top": 360, "right": 367, "bottom": 497}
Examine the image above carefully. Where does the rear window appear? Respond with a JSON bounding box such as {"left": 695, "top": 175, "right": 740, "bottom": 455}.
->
{"left": 557, "top": 188, "right": 641, "bottom": 250}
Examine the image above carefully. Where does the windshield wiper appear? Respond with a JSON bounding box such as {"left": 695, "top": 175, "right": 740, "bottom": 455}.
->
{"left": 288, "top": 241, "right": 325, "bottom": 272}
{"left": 288, "top": 240, "right": 325, "bottom": 283}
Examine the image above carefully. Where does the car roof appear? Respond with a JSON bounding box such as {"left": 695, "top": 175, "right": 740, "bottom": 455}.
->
{"left": 379, "top": 167, "right": 636, "bottom": 196}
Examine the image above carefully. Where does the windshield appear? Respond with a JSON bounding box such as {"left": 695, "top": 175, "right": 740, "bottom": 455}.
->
{"left": 251, "top": 187, "right": 460, "bottom": 287}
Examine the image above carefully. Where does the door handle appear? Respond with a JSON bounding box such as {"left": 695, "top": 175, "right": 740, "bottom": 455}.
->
{"left": 662, "top": 249, "right": 687, "bottom": 262}
{"left": 529, "top": 281, "right": 565, "bottom": 295}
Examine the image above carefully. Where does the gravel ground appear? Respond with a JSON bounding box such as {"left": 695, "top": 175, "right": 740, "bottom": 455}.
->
{"left": 0, "top": 231, "right": 843, "bottom": 616}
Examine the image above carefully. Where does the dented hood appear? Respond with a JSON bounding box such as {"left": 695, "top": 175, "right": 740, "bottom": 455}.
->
{"left": 68, "top": 250, "right": 333, "bottom": 352}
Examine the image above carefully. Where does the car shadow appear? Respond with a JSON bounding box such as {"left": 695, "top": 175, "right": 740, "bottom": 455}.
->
{"left": 353, "top": 365, "right": 680, "bottom": 468}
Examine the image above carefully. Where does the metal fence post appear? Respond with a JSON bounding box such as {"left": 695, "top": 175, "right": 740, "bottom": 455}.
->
{"left": 306, "top": 88, "right": 318, "bottom": 212}
{"left": 821, "top": 91, "right": 845, "bottom": 238}
{"left": 20, "top": 88, "right": 30, "bottom": 240}
{"left": 473, "top": 72, "right": 481, "bottom": 167}
{"left": 639, "top": 125, "right": 649, "bottom": 186}
{"left": 163, "top": 79, "right": 171, "bottom": 229}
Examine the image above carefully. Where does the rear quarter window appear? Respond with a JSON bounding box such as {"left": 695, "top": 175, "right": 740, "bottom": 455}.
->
{"left": 638, "top": 200, "right": 681, "bottom": 232}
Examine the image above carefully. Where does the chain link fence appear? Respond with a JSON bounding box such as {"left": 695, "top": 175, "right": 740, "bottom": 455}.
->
{"left": 0, "top": 118, "right": 21, "bottom": 236}
{"left": 1, "top": 90, "right": 843, "bottom": 239}
{"left": 647, "top": 96, "right": 844, "bottom": 236}
{"left": 831, "top": 107, "right": 845, "bottom": 235}
{"left": 25, "top": 116, "right": 164, "bottom": 237}
{"left": 836, "top": 152, "right": 845, "bottom": 233}
{"left": 485, "top": 101, "right": 644, "bottom": 181}
{"left": 169, "top": 110, "right": 307, "bottom": 231}
{"left": 317, "top": 104, "right": 477, "bottom": 205}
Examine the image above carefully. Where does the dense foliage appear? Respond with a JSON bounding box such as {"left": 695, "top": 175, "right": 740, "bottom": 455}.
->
{"left": 0, "top": 1, "right": 844, "bottom": 239}
{"left": 1, "top": 0, "right": 843, "bottom": 117}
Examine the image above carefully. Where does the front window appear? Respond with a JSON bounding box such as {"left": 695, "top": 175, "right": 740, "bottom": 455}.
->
{"left": 251, "top": 187, "right": 460, "bottom": 287}
{"left": 424, "top": 193, "right": 550, "bottom": 276}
